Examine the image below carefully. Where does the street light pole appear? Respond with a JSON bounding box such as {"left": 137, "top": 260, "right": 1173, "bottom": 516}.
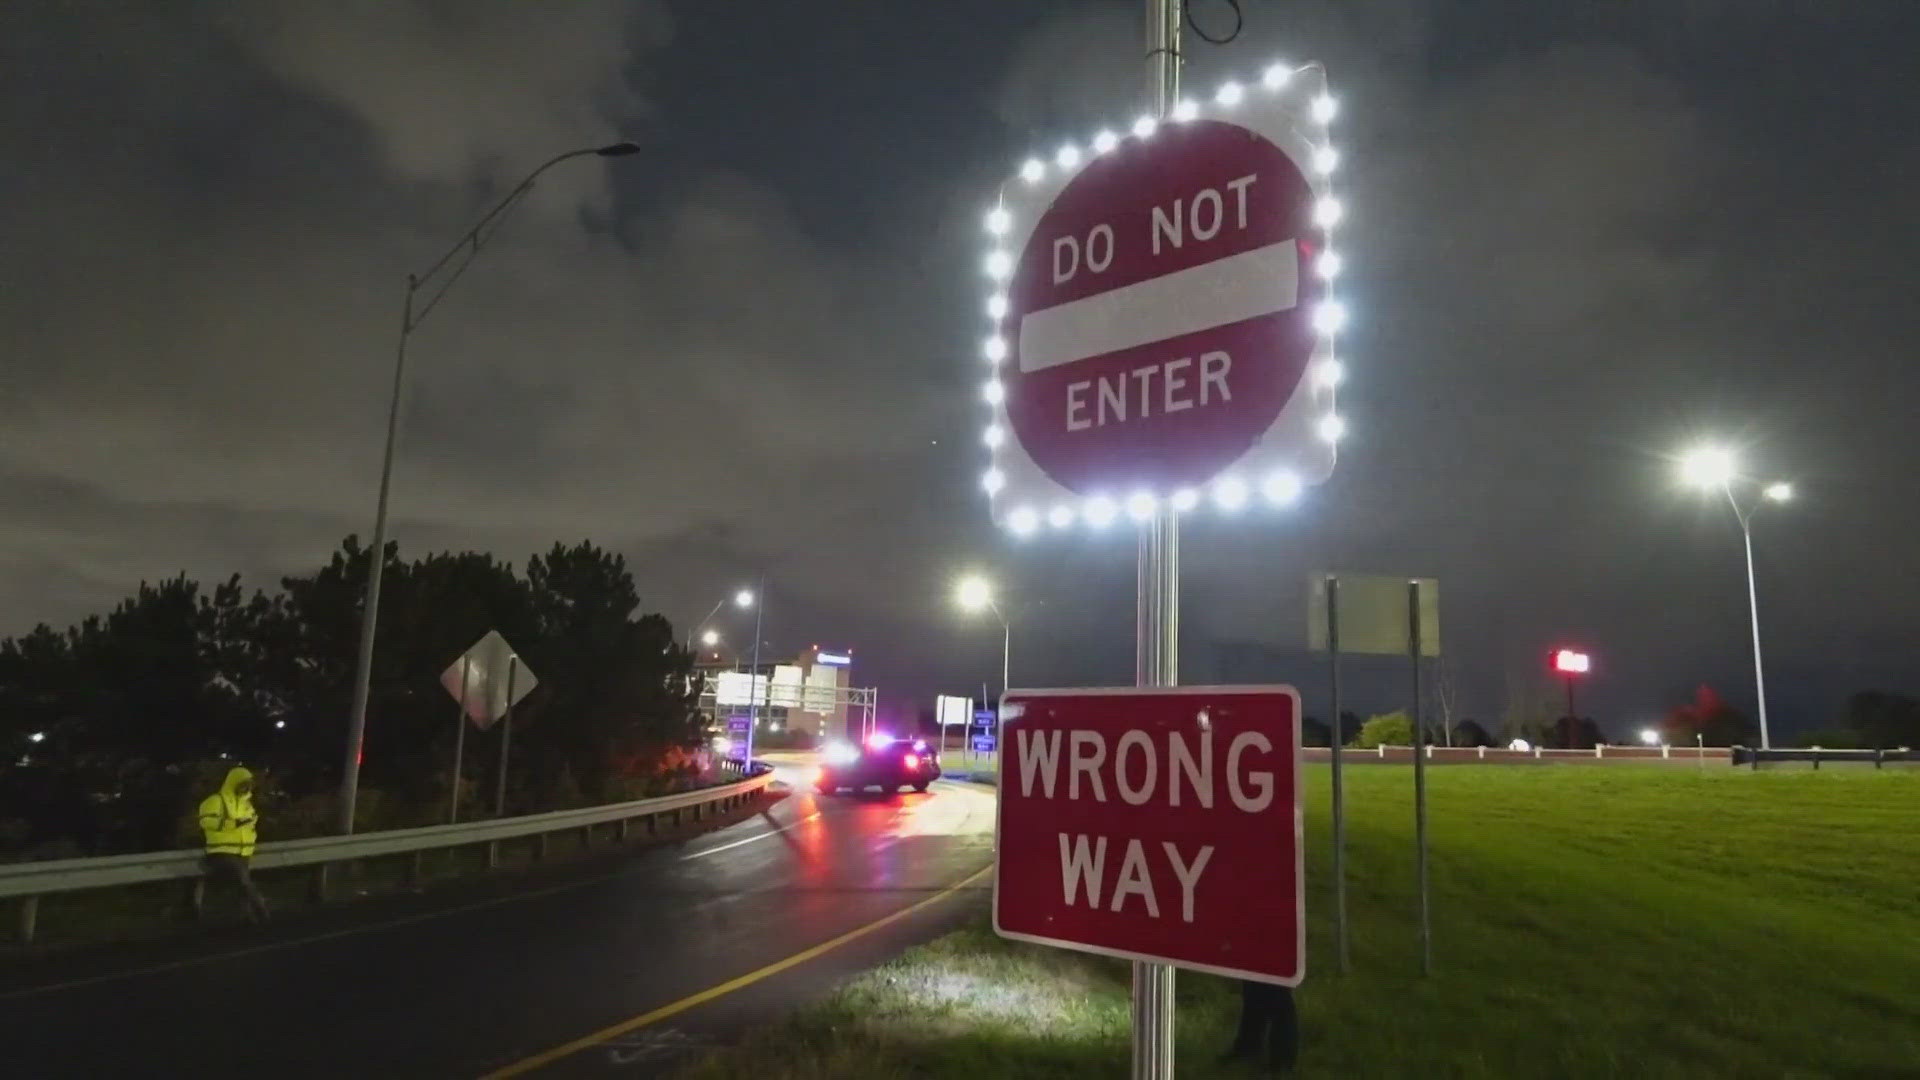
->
{"left": 746, "top": 578, "right": 765, "bottom": 764}
{"left": 1678, "top": 445, "right": 1788, "bottom": 754}
{"left": 336, "top": 142, "right": 640, "bottom": 835}
{"left": 1730, "top": 488, "right": 1772, "bottom": 750}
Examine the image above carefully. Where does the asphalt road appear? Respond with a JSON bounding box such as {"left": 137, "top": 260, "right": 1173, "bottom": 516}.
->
{"left": 0, "top": 761, "right": 996, "bottom": 1078}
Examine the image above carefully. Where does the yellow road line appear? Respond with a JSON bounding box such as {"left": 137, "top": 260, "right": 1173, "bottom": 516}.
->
{"left": 479, "top": 864, "right": 993, "bottom": 1078}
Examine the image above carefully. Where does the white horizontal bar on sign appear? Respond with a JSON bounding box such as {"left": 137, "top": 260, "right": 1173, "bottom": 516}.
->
{"left": 1018, "top": 240, "right": 1299, "bottom": 373}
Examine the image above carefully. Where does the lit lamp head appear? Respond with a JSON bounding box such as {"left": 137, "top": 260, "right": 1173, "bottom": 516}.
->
{"left": 955, "top": 575, "right": 994, "bottom": 613}
{"left": 700, "top": 629, "right": 720, "bottom": 647}
{"left": 1679, "top": 445, "right": 1737, "bottom": 490}
{"left": 734, "top": 589, "right": 755, "bottom": 609}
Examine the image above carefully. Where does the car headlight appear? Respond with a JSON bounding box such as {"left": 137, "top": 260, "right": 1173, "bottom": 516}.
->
{"left": 823, "top": 740, "right": 858, "bottom": 765}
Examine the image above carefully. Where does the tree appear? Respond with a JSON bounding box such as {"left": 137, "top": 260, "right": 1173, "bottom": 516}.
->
{"left": 1544, "top": 715, "right": 1605, "bottom": 750}
{"left": 1, "top": 536, "right": 705, "bottom": 853}
{"left": 1662, "top": 685, "right": 1756, "bottom": 747}
{"left": 1431, "top": 658, "right": 1460, "bottom": 747}
{"left": 1839, "top": 691, "right": 1920, "bottom": 749}
{"left": 1301, "top": 715, "right": 1331, "bottom": 747}
{"left": 1354, "top": 711, "right": 1414, "bottom": 748}
{"left": 1452, "top": 719, "right": 1494, "bottom": 747}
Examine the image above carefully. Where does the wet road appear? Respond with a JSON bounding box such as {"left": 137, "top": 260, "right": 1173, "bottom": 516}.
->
{"left": 0, "top": 763, "right": 996, "bottom": 1078}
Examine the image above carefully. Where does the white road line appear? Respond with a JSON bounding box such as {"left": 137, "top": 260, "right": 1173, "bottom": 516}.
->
{"left": 680, "top": 811, "right": 822, "bottom": 860}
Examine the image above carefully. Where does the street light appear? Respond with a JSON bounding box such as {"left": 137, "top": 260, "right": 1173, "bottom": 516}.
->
{"left": 687, "top": 588, "right": 755, "bottom": 650}
{"left": 1639, "top": 728, "right": 1660, "bottom": 746}
{"left": 1677, "top": 442, "right": 1791, "bottom": 749}
{"left": 955, "top": 574, "right": 1011, "bottom": 703}
{"left": 336, "top": 141, "right": 642, "bottom": 834}
{"left": 700, "top": 629, "right": 721, "bottom": 648}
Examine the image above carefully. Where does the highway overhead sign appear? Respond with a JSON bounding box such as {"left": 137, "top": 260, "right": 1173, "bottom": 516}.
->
{"left": 440, "top": 630, "right": 537, "bottom": 730}
{"left": 977, "top": 70, "right": 1345, "bottom": 534}
{"left": 994, "top": 686, "right": 1303, "bottom": 985}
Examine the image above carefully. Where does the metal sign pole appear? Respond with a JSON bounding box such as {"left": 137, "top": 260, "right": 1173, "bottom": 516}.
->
{"left": 495, "top": 655, "right": 517, "bottom": 817}
{"left": 1328, "top": 576, "right": 1348, "bottom": 973}
{"left": 449, "top": 656, "right": 470, "bottom": 824}
{"left": 1408, "top": 582, "right": 1432, "bottom": 976}
{"left": 1131, "top": 2, "right": 1181, "bottom": 1075}
{"left": 746, "top": 578, "right": 764, "bottom": 763}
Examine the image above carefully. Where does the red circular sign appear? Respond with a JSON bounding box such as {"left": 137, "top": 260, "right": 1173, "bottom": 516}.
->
{"left": 1005, "top": 120, "right": 1320, "bottom": 495}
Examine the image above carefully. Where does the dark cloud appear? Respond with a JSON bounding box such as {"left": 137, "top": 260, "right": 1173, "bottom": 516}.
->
{"left": 3, "top": 1, "right": 1918, "bottom": 736}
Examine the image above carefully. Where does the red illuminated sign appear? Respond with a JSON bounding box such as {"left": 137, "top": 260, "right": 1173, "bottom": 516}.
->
{"left": 993, "top": 686, "right": 1303, "bottom": 985}
{"left": 1552, "top": 649, "right": 1591, "bottom": 675}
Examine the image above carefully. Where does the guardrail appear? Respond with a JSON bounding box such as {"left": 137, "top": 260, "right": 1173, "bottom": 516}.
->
{"left": 1731, "top": 746, "right": 1917, "bottom": 769}
{"left": 1, "top": 765, "right": 776, "bottom": 946}
{"left": 1302, "top": 744, "right": 1736, "bottom": 765}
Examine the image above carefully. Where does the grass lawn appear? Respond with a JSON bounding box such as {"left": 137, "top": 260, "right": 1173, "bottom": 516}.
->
{"left": 680, "top": 765, "right": 1920, "bottom": 1078}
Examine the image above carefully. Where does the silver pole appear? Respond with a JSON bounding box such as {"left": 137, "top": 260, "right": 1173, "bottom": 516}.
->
{"left": 1133, "top": 510, "right": 1179, "bottom": 1078}
{"left": 450, "top": 655, "right": 470, "bottom": 824}
{"left": 495, "top": 656, "right": 518, "bottom": 816}
{"left": 333, "top": 145, "right": 636, "bottom": 835}
{"left": 746, "top": 578, "right": 764, "bottom": 761}
{"left": 1738, "top": 517, "right": 1771, "bottom": 750}
{"left": 1327, "top": 577, "right": 1347, "bottom": 973}
{"left": 1132, "top": 3, "right": 1180, "bottom": 1075}
{"left": 337, "top": 281, "right": 413, "bottom": 835}
{"left": 1408, "top": 582, "right": 1431, "bottom": 976}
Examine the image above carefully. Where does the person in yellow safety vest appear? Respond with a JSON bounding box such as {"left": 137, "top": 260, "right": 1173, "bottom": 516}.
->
{"left": 197, "top": 765, "right": 269, "bottom": 923}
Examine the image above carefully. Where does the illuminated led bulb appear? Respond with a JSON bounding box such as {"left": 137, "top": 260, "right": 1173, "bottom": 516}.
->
{"left": 987, "top": 293, "right": 1008, "bottom": 319}
{"left": 1312, "top": 145, "right": 1338, "bottom": 175}
{"left": 1055, "top": 144, "right": 1080, "bottom": 169}
{"left": 1313, "top": 197, "right": 1344, "bottom": 228}
{"left": 1007, "top": 507, "right": 1039, "bottom": 535}
{"left": 982, "top": 425, "right": 1004, "bottom": 448}
{"left": 1316, "top": 251, "right": 1343, "bottom": 280}
{"left": 1171, "top": 99, "right": 1199, "bottom": 122}
{"left": 1171, "top": 488, "right": 1199, "bottom": 512}
{"left": 982, "top": 379, "right": 1004, "bottom": 405}
{"left": 1262, "top": 64, "right": 1292, "bottom": 90}
{"left": 1084, "top": 496, "right": 1118, "bottom": 528}
{"left": 1313, "top": 301, "right": 1348, "bottom": 335}
{"left": 1262, "top": 471, "right": 1302, "bottom": 505}
{"left": 1214, "top": 477, "right": 1249, "bottom": 511}
{"left": 1092, "top": 129, "right": 1118, "bottom": 154}
{"left": 1215, "top": 81, "right": 1244, "bottom": 107}
{"left": 1020, "top": 158, "right": 1044, "bottom": 183}
{"left": 984, "top": 250, "right": 1012, "bottom": 279}
{"left": 1311, "top": 94, "right": 1337, "bottom": 123}
{"left": 1318, "top": 414, "right": 1347, "bottom": 443}
{"left": 1132, "top": 115, "right": 1158, "bottom": 139}
{"left": 1312, "top": 359, "right": 1345, "bottom": 389}
{"left": 1126, "top": 491, "right": 1158, "bottom": 521}
{"left": 983, "top": 336, "right": 1007, "bottom": 363}
{"left": 1048, "top": 504, "right": 1075, "bottom": 529}
{"left": 984, "top": 206, "right": 1010, "bottom": 235}
{"left": 981, "top": 469, "right": 1005, "bottom": 495}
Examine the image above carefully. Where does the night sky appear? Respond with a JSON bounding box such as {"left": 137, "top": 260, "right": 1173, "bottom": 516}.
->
{"left": 4, "top": 2, "right": 1918, "bottom": 739}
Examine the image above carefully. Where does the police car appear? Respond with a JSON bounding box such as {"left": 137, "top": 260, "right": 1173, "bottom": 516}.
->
{"left": 814, "top": 734, "right": 940, "bottom": 794}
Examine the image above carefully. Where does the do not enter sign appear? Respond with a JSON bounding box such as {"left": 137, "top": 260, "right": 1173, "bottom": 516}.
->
{"left": 978, "top": 72, "right": 1343, "bottom": 531}
{"left": 993, "top": 686, "right": 1303, "bottom": 985}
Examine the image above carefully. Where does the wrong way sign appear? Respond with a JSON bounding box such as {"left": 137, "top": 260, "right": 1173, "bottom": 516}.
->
{"left": 978, "top": 78, "right": 1342, "bottom": 530}
{"left": 994, "top": 686, "right": 1303, "bottom": 985}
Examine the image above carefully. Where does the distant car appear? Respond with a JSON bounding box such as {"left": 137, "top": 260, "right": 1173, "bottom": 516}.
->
{"left": 815, "top": 736, "right": 940, "bottom": 794}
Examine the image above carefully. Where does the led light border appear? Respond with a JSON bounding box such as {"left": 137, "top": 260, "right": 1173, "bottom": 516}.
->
{"left": 977, "top": 61, "right": 1345, "bottom": 538}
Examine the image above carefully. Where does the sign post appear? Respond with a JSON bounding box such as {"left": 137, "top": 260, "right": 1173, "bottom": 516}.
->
{"left": 439, "top": 630, "right": 539, "bottom": 823}
{"left": 973, "top": 3, "right": 1345, "bottom": 1071}
{"left": 1310, "top": 574, "right": 1439, "bottom": 975}
{"left": 995, "top": 687, "right": 1304, "bottom": 981}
